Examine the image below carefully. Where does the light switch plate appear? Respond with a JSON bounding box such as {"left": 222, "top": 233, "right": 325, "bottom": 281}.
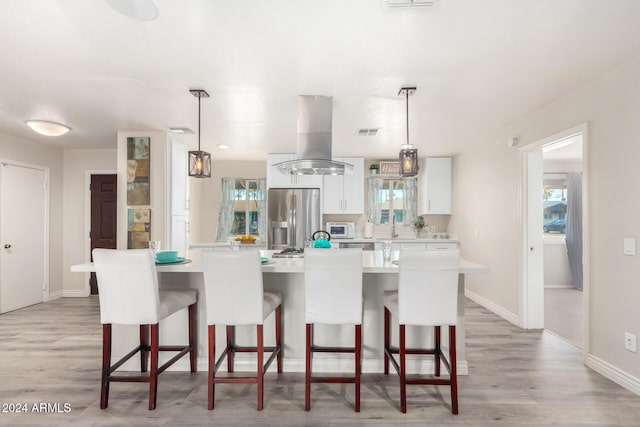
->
{"left": 624, "top": 238, "right": 636, "bottom": 256}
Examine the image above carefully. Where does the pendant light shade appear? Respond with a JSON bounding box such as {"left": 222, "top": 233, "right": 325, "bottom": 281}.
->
{"left": 188, "top": 89, "right": 212, "bottom": 178}
{"left": 398, "top": 87, "right": 419, "bottom": 177}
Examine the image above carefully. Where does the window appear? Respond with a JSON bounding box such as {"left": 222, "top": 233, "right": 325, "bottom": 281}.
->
{"left": 216, "top": 178, "right": 266, "bottom": 242}
{"left": 543, "top": 174, "right": 567, "bottom": 234}
{"left": 231, "top": 179, "right": 260, "bottom": 237}
{"left": 367, "top": 177, "right": 417, "bottom": 225}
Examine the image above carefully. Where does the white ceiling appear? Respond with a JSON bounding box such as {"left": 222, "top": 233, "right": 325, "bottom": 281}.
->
{"left": 2, "top": 0, "right": 640, "bottom": 161}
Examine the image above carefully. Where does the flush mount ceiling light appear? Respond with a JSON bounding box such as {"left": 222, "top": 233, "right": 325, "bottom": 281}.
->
{"left": 106, "top": 0, "right": 159, "bottom": 21}
{"left": 398, "top": 87, "right": 419, "bottom": 177}
{"left": 188, "top": 89, "right": 212, "bottom": 178}
{"left": 25, "top": 119, "right": 71, "bottom": 137}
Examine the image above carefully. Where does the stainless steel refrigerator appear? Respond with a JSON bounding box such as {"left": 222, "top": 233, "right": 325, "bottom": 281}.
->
{"left": 267, "top": 188, "right": 321, "bottom": 250}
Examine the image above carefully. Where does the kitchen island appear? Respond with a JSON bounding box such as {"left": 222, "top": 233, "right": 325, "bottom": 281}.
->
{"left": 71, "top": 249, "right": 487, "bottom": 375}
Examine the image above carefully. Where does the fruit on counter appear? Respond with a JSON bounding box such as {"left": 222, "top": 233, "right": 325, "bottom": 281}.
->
{"left": 234, "top": 235, "right": 256, "bottom": 243}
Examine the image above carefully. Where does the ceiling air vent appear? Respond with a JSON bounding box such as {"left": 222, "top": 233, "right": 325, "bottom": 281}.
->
{"left": 357, "top": 128, "right": 380, "bottom": 136}
{"left": 384, "top": 0, "right": 438, "bottom": 8}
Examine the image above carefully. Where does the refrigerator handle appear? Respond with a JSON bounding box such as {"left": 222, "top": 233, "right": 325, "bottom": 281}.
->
{"left": 289, "top": 193, "right": 296, "bottom": 247}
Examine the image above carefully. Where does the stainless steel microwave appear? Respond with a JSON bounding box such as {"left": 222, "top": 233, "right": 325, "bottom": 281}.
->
{"left": 326, "top": 222, "right": 356, "bottom": 239}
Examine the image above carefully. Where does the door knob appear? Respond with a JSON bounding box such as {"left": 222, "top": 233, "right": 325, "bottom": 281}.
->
{"left": 4, "top": 244, "right": 11, "bottom": 249}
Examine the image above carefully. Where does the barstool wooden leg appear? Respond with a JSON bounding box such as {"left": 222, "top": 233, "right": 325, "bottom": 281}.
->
{"left": 434, "top": 325, "right": 441, "bottom": 377}
{"left": 226, "top": 325, "right": 235, "bottom": 373}
{"left": 257, "top": 324, "right": 264, "bottom": 411}
{"left": 140, "top": 324, "right": 149, "bottom": 372}
{"left": 188, "top": 304, "right": 196, "bottom": 373}
{"left": 276, "top": 305, "right": 283, "bottom": 373}
{"left": 384, "top": 307, "right": 390, "bottom": 375}
{"left": 305, "top": 323, "right": 312, "bottom": 411}
{"left": 449, "top": 325, "right": 458, "bottom": 414}
{"left": 208, "top": 325, "right": 216, "bottom": 410}
{"left": 355, "top": 324, "right": 362, "bottom": 413}
{"left": 399, "top": 324, "right": 407, "bottom": 414}
{"left": 149, "top": 324, "right": 159, "bottom": 410}
{"left": 100, "top": 324, "right": 112, "bottom": 409}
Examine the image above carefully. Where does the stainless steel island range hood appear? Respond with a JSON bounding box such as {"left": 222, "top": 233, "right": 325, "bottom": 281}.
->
{"left": 274, "top": 95, "right": 353, "bottom": 175}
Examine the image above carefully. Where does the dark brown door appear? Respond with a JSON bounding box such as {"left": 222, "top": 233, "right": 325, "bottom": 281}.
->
{"left": 90, "top": 174, "right": 117, "bottom": 295}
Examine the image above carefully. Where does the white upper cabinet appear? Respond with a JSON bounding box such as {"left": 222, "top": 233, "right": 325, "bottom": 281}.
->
{"left": 266, "top": 154, "right": 323, "bottom": 189}
{"left": 323, "top": 157, "right": 364, "bottom": 214}
{"left": 421, "top": 157, "right": 452, "bottom": 215}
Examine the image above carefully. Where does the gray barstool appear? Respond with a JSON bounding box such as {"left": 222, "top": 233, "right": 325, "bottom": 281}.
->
{"left": 383, "top": 249, "right": 460, "bottom": 414}
{"left": 92, "top": 249, "right": 197, "bottom": 410}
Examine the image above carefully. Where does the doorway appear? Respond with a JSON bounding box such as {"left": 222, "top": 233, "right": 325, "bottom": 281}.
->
{"left": 521, "top": 124, "right": 589, "bottom": 355}
{"left": 89, "top": 174, "right": 117, "bottom": 295}
{"left": 0, "top": 161, "right": 49, "bottom": 313}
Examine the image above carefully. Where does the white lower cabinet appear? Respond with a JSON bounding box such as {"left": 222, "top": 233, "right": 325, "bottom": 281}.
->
{"left": 374, "top": 241, "right": 459, "bottom": 251}
{"left": 426, "top": 242, "right": 459, "bottom": 251}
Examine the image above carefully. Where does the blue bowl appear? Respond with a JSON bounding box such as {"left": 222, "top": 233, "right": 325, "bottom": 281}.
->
{"left": 155, "top": 251, "right": 179, "bottom": 262}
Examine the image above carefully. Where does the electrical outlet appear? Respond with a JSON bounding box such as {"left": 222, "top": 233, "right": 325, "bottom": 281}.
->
{"left": 624, "top": 332, "right": 637, "bottom": 353}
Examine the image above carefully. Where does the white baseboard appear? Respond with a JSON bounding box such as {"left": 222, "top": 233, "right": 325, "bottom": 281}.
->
{"left": 47, "top": 290, "right": 63, "bottom": 301}
{"left": 585, "top": 353, "right": 640, "bottom": 396}
{"left": 62, "top": 289, "right": 90, "bottom": 298}
{"left": 544, "top": 284, "right": 575, "bottom": 289}
{"left": 464, "top": 289, "right": 520, "bottom": 326}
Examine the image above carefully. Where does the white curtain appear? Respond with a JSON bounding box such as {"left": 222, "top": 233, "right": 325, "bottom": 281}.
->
{"left": 367, "top": 176, "right": 383, "bottom": 224}
{"left": 215, "top": 177, "right": 237, "bottom": 241}
{"left": 565, "top": 172, "right": 583, "bottom": 291}
{"left": 255, "top": 178, "right": 267, "bottom": 242}
{"left": 402, "top": 178, "right": 418, "bottom": 225}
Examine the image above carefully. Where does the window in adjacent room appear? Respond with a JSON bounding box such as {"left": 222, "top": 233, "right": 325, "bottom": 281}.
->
{"left": 543, "top": 173, "right": 567, "bottom": 235}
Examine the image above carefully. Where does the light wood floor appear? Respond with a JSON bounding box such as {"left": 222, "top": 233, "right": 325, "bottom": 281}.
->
{"left": 1, "top": 297, "right": 639, "bottom": 426}
{"left": 545, "top": 287, "right": 583, "bottom": 347}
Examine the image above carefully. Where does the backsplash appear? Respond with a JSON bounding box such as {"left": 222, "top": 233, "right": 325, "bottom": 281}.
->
{"left": 322, "top": 213, "right": 451, "bottom": 239}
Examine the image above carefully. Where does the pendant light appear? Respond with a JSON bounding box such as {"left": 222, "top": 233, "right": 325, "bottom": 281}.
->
{"left": 398, "top": 86, "right": 419, "bottom": 177}
{"left": 188, "top": 89, "right": 212, "bottom": 178}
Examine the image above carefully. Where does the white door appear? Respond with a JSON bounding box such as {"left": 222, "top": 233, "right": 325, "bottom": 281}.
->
{"left": 523, "top": 151, "right": 544, "bottom": 328}
{"left": 0, "top": 162, "right": 47, "bottom": 313}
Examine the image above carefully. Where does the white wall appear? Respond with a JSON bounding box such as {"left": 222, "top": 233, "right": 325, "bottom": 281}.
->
{"left": 0, "top": 133, "right": 64, "bottom": 298}
{"left": 449, "top": 55, "right": 640, "bottom": 381}
{"left": 62, "top": 149, "right": 117, "bottom": 296}
{"left": 544, "top": 239, "right": 574, "bottom": 288}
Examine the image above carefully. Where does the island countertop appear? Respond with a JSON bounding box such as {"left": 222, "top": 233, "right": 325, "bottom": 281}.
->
{"left": 71, "top": 249, "right": 486, "bottom": 274}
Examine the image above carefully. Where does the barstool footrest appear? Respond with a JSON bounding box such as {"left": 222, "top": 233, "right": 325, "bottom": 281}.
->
{"left": 309, "top": 376, "right": 357, "bottom": 384}
{"left": 311, "top": 345, "right": 356, "bottom": 353}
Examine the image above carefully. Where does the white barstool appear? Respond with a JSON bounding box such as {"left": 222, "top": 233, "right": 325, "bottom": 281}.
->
{"left": 201, "top": 250, "right": 282, "bottom": 411}
{"left": 304, "top": 248, "right": 363, "bottom": 412}
{"left": 92, "top": 249, "right": 197, "bottom": 410}
{"left": 383, "top": 249, "right": 460, "bottom": 414}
